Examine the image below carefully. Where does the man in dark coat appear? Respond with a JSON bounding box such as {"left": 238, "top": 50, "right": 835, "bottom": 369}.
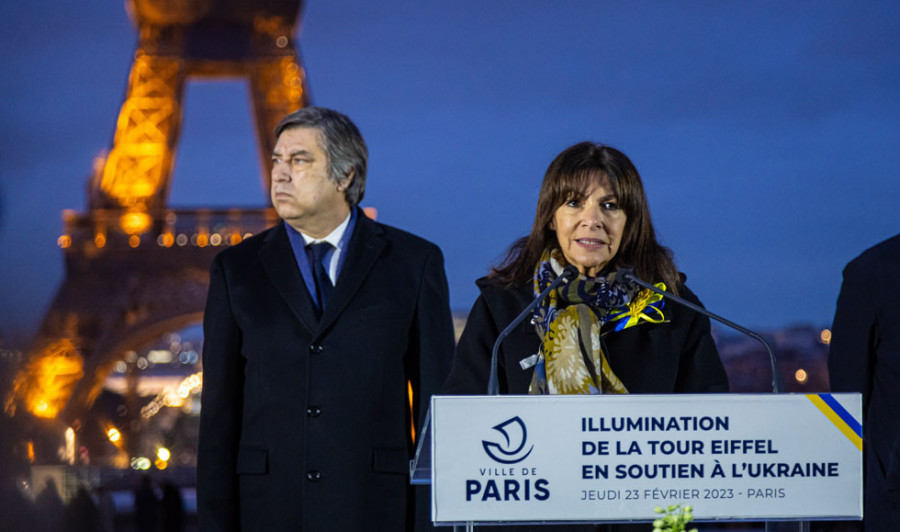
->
{"left": 197, "top": 107, "right": 455, "bottom": 531}
{"left": 828, "top": 233, "right": 900, "bottom": 531}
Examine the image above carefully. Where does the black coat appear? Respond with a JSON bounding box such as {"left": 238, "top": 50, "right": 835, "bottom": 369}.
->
{"left": 198, "top": 211, "right": 456, "bottom": 532}
{"left": 442, "top": 276, "right": 728, "bottom": 532}
{"left": 828, "top": 233, "right": 900, "bottom": 530}
{"left": 444, "top": 277, "right": 729, "bottom": 396}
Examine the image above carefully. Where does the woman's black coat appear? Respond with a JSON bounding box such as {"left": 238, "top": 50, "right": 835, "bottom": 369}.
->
{"left": 441, "top": 276, "right": 728, "bottom": 532}
{"left": 444, "top": 276, "right": 728, "bottom": 397}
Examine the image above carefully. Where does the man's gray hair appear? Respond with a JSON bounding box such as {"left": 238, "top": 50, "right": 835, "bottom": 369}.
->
{"left": 274, "top": 107, "right": 368, "bottom": 206}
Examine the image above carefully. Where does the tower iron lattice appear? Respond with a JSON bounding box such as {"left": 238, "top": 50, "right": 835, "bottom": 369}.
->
{"left": 12, "top": 0, "right": 308, "bottom": 442}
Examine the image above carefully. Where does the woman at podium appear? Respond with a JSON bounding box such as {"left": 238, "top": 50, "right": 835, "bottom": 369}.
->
{"left": 444, "top": 142, "right": 729, "bottom": 397}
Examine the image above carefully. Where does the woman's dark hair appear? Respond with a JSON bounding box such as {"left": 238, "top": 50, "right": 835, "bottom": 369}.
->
{"left": 489, "top": 142, "right": 679, "bottom": 292}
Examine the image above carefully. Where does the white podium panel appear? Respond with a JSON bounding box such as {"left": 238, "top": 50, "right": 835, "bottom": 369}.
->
{"left": 430, "top": 394, "right": 862, "bottom": 526}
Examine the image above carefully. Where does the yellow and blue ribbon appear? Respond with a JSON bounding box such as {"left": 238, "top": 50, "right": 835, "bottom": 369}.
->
{"left": 806, "top": 393, "right": 863, "bottom": 451}
{"left": 607, "top": 284, "right": 667, "bottom": 331}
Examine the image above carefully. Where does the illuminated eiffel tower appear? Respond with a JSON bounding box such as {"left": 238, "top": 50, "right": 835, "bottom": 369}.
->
{"left": 11, "top": 0, "right": 308, "bottom": 435}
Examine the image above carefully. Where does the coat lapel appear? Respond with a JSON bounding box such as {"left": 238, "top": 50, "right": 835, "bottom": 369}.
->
{"left": 259, "top": 223, "right": 318, "bottom": 335}
{"left": 317, "top": 211, "right": 386, "bottom": 333}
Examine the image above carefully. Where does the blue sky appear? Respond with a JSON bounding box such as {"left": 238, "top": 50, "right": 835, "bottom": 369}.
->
{"left": 1, "top": 1, "right": 899, "bottom": 346}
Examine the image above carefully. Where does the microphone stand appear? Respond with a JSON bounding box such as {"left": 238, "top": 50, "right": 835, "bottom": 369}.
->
{"left": 618, "top": 269, "right": 784, "bottom": 394}
{"left": 487, "top": 266, "right": 577, "bottom": 395}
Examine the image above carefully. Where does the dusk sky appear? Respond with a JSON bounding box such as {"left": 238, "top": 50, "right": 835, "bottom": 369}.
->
{"left": 1, "top": 1, "right": 898, "bottom": 347}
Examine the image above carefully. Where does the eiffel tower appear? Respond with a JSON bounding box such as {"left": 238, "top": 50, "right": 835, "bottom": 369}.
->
{"left": 10, "top": 0, "right": 308, "bottom": 437}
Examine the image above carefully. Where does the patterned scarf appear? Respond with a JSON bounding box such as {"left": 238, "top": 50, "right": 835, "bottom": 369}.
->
{"left": 527, "top": 249, "right": 667, "bottom": 395}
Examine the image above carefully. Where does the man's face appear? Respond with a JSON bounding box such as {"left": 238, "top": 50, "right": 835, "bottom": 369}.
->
{"left": 271, "top": 127, "right": 350, "bottom": 237}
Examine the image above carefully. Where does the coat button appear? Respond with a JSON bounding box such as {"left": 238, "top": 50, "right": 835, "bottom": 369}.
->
{"left": 306, "top": 470, "right": 321, "bottom": 481}
{"left": 306, "top": 406, "right": 322, "bottom": 417}
{"left": 308, "top": 344, "right": 324, "bottom": 353}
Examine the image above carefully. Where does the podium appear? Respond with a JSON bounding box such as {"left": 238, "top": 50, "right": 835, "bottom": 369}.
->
{"left": 412, "top": 393, "right": 863, "bottom": 530}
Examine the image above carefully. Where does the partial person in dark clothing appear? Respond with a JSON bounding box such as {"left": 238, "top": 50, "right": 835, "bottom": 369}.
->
{"left": 94, "top": 485, "right": 116, "bottom": 532}
{"left": 35, "top": 477, "right": 66, "bottom": 532}
{"left": 161, "top": 481, "right": 184, "bottom": 532}
{"left": 134, "top": 474, "right": 160, "bottom": 532}
{"left": 828, "top": 233, "right": 900, "bottom": 531}
{"left": 64, "top": 485, "right": 101, "bottom": 532}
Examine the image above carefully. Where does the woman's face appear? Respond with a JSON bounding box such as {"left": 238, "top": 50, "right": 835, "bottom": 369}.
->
{"left": 550, "top": 177, "right": 627, "bottom": 277}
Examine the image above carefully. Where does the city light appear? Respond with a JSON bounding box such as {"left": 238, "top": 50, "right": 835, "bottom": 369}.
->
{"left": 179, "top": 373, "right": 202, "bottom": 398}
{"left": 819, "top": 329, "right": 832, "bottom": 345}
{"left": 120, "top": 210, "right": 152, "bottom": 235}
{"left": 157, "top": 447, "right": 171, "bottom": 461}
{"left": 141, "top": 371, "right": 203, "bottom": 419}
{"left": 65, "top": 427, "right": 76, "bottom": 465}
{"left": 14, "top": 339, "right": 84, "bottom": 419}
{"left": 408, "top": 380, "right": 415, "bottom": 441}
{"left": 795, "top": 369, "right": 808, "bottom": 384}
{"left": 107, "top": 428, "right": 122, "bottom": 443}
{"left": 158, "top": 232, "right": 175, "bottom": 247}
{"left": 131, "top": 457, "right": 152, "bottom": 470}
{"left": 147, "top": 349, "right": 173, "bottom": 364}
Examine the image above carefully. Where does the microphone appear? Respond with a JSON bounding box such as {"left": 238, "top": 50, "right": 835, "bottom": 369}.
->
{"left": 487, "top": 265, "right": 579, "bottom": 395}
{"left": 615, "top": 268, "right": 783, "bottom": 393}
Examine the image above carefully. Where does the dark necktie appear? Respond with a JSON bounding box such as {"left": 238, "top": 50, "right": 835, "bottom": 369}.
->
{"left": 306, "top": 242, "right": 334, "bottom": 314}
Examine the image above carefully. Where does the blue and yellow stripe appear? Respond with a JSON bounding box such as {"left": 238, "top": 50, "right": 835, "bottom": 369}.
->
{"left": 806, "top": 393, "right": 863, "bottom": 451}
